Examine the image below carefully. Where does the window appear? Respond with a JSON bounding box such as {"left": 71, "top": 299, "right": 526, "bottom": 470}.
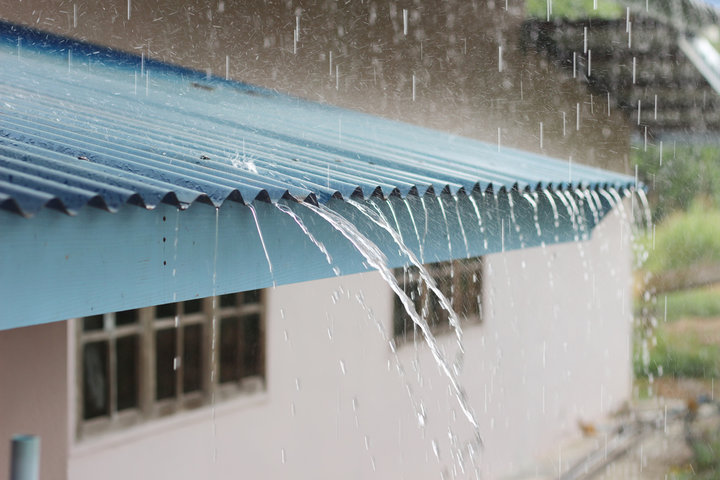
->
{"left": 393, "top": 257, "right": 483, "bottom": 341}
{"left": 76, "top": 290, "right": 265, "bottom": 439}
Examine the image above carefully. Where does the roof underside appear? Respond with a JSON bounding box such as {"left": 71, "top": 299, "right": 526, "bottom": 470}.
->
{"left": 0, "top": 21, "right": 634, "bottom": 217}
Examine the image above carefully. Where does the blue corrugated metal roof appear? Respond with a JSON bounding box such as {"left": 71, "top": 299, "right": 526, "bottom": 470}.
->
{"left": 0, "top": 21, "right": 634, "bottom": 217}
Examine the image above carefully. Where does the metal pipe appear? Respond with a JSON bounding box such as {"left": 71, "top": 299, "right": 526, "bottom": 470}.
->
{"left": 10, "top": 435, "right": 40, "bottom": 480}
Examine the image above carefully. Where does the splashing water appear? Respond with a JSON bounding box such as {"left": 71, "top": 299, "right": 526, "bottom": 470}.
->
{"left": 635, "top": 188, "right": 652, "bottom": 231}
{"left": 302, "top": 201, "right": 482, "bottom": 446}
{"left": 453, "top": 196, "right": 471, "bottom": 259}
{"left": 211, "top": 207, "right": 219, "bottom": 463}
{"left": 275, "top": 202, "right": 340, "bottom": 276}
{"left": 542, "top": 190, "right": 560, "bottom": 242}
{"left": 554, "top": 190, "right": 578, "bottom": 241}
{"left": 248, "top": 203, "right": 275, "bottom": 287}
{"left": 349, "top": 199, "right": 465, "bottom": 353}
{"left": 506, "top": 191, "right": 525, "bottom": 247}
{"left": 467, "top": 193, "right": 488, "bottom": 251}
{"left": 403, "top": 197, "right": 425, "bottom": 262}
{"left": 582, "top": 189, "right": 600, "bottom": 227}
{"left": 522, "top": 191, "right": 542, "bottom": 237}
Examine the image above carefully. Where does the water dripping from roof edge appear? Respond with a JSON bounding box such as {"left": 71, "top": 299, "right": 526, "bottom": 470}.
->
{"left": 248, "top": 203, "right": 275, "bottom": 287}
{"left": 522, "top": 191, "right": 542, "bottom": 238}
{"left": 403, "top": 197, "right": 425, "bottom": 263}
{"left": 302, "top": 202, "right": 484, "bottom": 462}
{"left": 453, "top": 196, "right": 471, "bottom": 259}
{"left": 353, "top": 199, "right": 465, "bottom": 353}
{"left": 467, "top": 193, "right": 488, "bottom": 251}
{"left": 276, "top": 202, "right": 340, "bottom": 275}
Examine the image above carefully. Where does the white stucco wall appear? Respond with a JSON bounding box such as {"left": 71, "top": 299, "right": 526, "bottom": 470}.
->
{"left": 1, "top": 209, "right": 631, "bottom": 480}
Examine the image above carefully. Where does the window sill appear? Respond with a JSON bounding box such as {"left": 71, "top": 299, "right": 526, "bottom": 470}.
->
{"left": 71, "top": 390, "right": 269, "bottom": 457}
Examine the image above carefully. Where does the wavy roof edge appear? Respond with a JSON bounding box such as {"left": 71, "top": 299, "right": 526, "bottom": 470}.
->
{"left": 0, "top": 21, "right": 637, "bottom": 218}
{"left": 3, "top": 181, "right": 637, "bottom": 218}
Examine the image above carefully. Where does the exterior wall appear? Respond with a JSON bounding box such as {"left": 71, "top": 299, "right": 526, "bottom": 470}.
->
{"left": 65, "top": 209, "right": 631, "bottom": 479}
{"left": 0, "top": 321, "right": 69, "bottom": 480}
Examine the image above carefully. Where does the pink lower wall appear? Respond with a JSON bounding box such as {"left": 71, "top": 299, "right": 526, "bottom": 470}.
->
{"left": 66, "top": 211, "right": 632, "bottom": 479}
{"left": 0, "top": 321, "right": 69, "bottom": 480}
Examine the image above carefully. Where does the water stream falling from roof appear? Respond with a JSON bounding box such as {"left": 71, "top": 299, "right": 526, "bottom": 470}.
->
{"left": 248, "top": 203, "right": 275, "bottom": 287}
{"left": 302, "top": 200, "right": 483, "bottom": 452}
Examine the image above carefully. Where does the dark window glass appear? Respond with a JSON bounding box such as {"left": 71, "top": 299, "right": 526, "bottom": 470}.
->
{"left": 116, "top": 335, "right": 139, "bottom": 411}
{"left": 183, "top": 324, "right": 203, "bottom": 393}
{"left": 156, "top": 303, "right": 176, "bottom": 319}
{"left": 155, "top": 329, "right": 177, "bottom": 400}
{"left": 457, "top": 263, "right": 481, "bottom": 319}
{"left": 220, "top": 293, "right": 238, "bottom": 308}
{"left": 83, "top": 315, "right": 104, "bottom": 332}
{"left": 243, "top": 289, "right": 261, "bottom": 304}
{"left": 241, "top": 314, "right": 262, "bottom": 378}
{"left": 183, "top": 299, "right": 203, "bottom": 314}
{"left": 219, "top": 317, "right": 240, "bottom": 383}
{"left": 83, "top": 341, "right": 109, "bottom": 420}
{"left": 116, "top": 309, "right": 138, "bottom": 326}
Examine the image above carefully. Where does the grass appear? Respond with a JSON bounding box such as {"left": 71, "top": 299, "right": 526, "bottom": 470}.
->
{"left": 641, "top": 202, "right": 720, "bottom": 274}
{"left": 650, "top": 286, "right": 720, "bottom": 323}
{"left": 525, "top": 0, "right": 624, "bottom": 19}
{"left": 634, "top": 328, "right": 720, "bottom": 379}
{"left": 634, "top": 144, "right": 720, "bottom": 221}
{"left": 669, "top": 428, "right": 720, "bottom": 479}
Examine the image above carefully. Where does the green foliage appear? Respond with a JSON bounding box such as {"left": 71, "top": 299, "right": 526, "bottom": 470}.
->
{"left": 634, "top": 144, "right": 720, "bottom": 221}
{"left": 525, "top": 0, "right": 623, "bottom": 19}
{"left": 634, "top": 329, "right": 720, "bottom": 379}
{"left": 657, "top": 287, "right": 720, "bottom": 323}
{"left": 684, "top": 429, "right": 720, "bottom": 479}
{"left": 641, "top": 202, "right": 720, "bottom": 274}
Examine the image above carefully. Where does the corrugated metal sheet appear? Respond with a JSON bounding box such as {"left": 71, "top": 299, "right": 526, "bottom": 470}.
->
{"left": 0, "top": 21, "right": 634, "bottom": 217}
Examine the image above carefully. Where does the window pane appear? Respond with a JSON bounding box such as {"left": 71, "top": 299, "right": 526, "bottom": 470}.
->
{"left": 116, "top": 335, "right": 139, "bottom": 411}
{"left": 220, "top": 293, "right": 238, "bottom": 308}
{"left": 83, "top": 315, "right": 104, "bottom": 332}
{"left": 219, "top": 317, "right": 240, "bottom": 383}
{"left": 183, "top": 299, "right": 203, "bottom": 314}
{"left": 242, "top": 289, "right": 261, "bottom": 304}
{"left": 183, "top": 324, "right": 202, "bottom": 393}
{"left": 240, "top": 314, "right": 262, "bottom": 378}
{"left": 156, "top": 303, "right": 176, "bottom": 319}
{"left": 82, "top": 341, "right": 109, "bottom": 420}
{"left": 116, "top": 309, "right": 138, "bottom": 326}
{"left": 155, "top": 329, "right": 177, "bottom": 400}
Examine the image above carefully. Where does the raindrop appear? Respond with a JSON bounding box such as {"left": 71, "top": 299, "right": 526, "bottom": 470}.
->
{"left": 576, "top": 103, "right": 580, "bottom": 130}
{"left": 339, "top": 359, "right": 346, "bottom": 375}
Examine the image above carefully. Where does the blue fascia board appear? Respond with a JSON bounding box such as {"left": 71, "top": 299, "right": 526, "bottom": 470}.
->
{"left": 0, "top": 190, "right": 615, "bottom": 331}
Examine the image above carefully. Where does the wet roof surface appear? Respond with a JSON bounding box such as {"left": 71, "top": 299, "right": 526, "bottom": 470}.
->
{"left": 0, "top": 21, "right": 635, "bottom": 217}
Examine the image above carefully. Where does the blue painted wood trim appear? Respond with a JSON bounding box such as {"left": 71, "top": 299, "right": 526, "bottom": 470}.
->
{"left": 0, "top": 190, "right": 613, "bottom": 330}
